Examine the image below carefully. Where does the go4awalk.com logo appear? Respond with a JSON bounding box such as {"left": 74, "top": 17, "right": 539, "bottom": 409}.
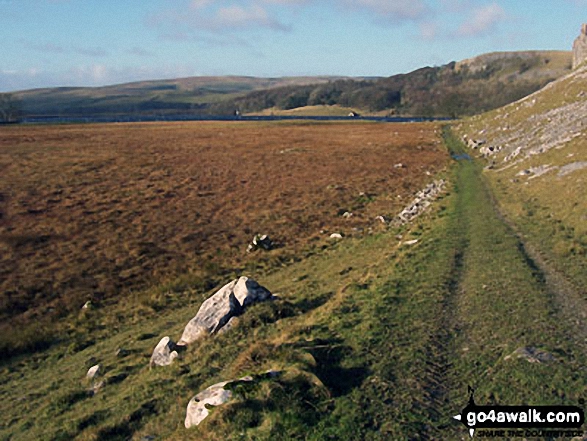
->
{"left": 453, "top": 387, "right": 585, "bottom": 438}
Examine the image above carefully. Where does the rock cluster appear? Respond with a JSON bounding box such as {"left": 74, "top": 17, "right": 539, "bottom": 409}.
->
{"left": 396, "top": 180, "right": 447, "bottom": 224}
{"left": 150, "top": 277, "right": 273, "bottom": 366}
{"left": 573, "top": 23, "right": 587, "bottom": 69}
{"left": 464, "top": 89, "right": 587, "bottom": 167}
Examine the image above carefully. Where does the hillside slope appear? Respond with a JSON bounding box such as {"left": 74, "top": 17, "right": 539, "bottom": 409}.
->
{"left": 217, "top": 50, "right": 571, "bottom": 118}
{"left": 455, "top": 62, "right": 587, "bottom": 289}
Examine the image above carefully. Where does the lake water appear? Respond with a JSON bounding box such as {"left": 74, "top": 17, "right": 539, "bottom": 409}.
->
{"left": 21, "top": 115, "right": 451, "bottom": 125}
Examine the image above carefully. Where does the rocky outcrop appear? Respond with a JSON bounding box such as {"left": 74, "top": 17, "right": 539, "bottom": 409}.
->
{"left": 463, "top": 77, "right": 587, "bottom": 167}
{"left": 150, "top": 336, "right": 179, "bottom": 367}
{"left": 396, "top": 180, "right": 447, "bottom": 224}
{"left": 178, "top": 277, "right": 272, "bottom": 346}
{"left": 573, "top": 24, "right": 587, "bottom": 69}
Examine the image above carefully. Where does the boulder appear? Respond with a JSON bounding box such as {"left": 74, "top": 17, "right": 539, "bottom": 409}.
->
{"left": 178, "top": 277, "right": 272, "bottom": 345}
{"left": 185, "top": 375, "right": 263, "bottom": 428}
{"left": 178, "top": 282, "right": 242, "bottom": 345}
{"left": 185, "top": 381, "right": 234, "bottom": 428}
{"left": 86, "top": 364, "right": 101, "bottom": 379}
{"left": 247, "top": 234, "right": 273, "bottom": 252}
{"left": 233, "top": 276, "right": 273, "bottom": 308}
{"left": 150, "top": 336, "right": 179, "bottom": 367}
{"left": 504, "top": 347, "right": 555, "bottom": 364}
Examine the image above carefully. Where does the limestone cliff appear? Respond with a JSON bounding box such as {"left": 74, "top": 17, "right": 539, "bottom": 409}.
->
{"left": 573, "top": 23, "right": 587, "bottom": 69}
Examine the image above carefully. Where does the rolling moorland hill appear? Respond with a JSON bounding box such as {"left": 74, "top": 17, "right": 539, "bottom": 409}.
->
{"left": 4, "top": 50, "right": 572, "bottom": 120}
{"left": 11, "top": 76, "right": 344, "bottom": 119}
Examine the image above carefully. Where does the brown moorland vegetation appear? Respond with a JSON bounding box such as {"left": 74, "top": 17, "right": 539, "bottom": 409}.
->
{"left": 0, "top": 121, "right": 447, "bottom": 346}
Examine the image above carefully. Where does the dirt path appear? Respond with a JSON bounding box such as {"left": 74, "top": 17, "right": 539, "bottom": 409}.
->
{"left": 436, "top": 129, "right": 587, "bottom": 438}
{"left": 490, "top": 192, "right": 587, "bottom": 350}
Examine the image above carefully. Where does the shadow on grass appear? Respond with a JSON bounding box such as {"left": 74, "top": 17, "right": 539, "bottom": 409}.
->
{"left": 305, "top": 338, "right": 370, "bottom": 397}
{"left": 96, "top": 400, "right": 159, "bottom": 441}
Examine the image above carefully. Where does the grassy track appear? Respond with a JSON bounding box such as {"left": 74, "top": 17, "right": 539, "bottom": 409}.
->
{"left": 1, "top": 128, "right": 586, "bottom": 440}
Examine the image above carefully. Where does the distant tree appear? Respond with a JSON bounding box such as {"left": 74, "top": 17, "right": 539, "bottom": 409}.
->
{"left": 0, "top": 93, "right": 22, "bottom": 123}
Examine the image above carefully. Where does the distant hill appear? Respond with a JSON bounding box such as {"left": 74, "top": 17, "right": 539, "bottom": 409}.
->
{"left": 8, "top": 50, "right": 572, "bottom": 119}
{"left": 13, "top": 76, "right": 346, "bottom": 119}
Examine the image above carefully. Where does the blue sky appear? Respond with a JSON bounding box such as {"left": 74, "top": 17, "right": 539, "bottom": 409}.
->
{"left": 1, "top": 0, "right": 585, "bottom": 91}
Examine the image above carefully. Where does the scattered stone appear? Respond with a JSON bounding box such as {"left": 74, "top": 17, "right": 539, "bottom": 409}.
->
{"left": 86, "top": 364, "right": 101, "bottom": 379}
{"left": 342, "top": 211, "right": 353, "bottom": 219}
{"left": 329, "top": 233, "right": 343, "bottom": 240}
{"left": 394, "top": 163, "right": 405, "bottom": 169}
{"left": 90, "top": 380, "right": 105, "bottom": 396}
{"left": 247, "top": 234, "right": 273, "bottom": 253}
{"left": 504, "top": 347, "right": 555, "bottom": 364}
{"left": 395, "top": 180, "right": 446, "bottom": 224}
{"left": 403, "top": 239, "right": 419, "bottom": 246}
{"left": 375, "top": 215, "right": 389, "bottom": 224}
{"left": 150, "top": 336, "right": 179, "bottom": 367}
{"left": 81, "top": 301, "right": 92, "bottom": 310}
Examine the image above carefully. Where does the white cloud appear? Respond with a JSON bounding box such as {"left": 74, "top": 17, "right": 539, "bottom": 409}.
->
{"left": 150, "top": 1, "right": 291, "bottom": 34}
{"left": 419, "top": 21, "right": 439, "bottom": 40}
{"left": 127, "top": 47, "right": 154, "bottom": 57}
{"left": 456, "top": 3, "right": 506, "bottom": 37}
{"left": 214, "top": 4, "right": 290, "bottom": 30}
{"left": 0, "top": 64, "right": 203, "bottom": 92}
{"left": 20, "top": 40, "right": 108, "bottom": 57}
{"left": 342, "top": 0, "right": 430, "bottom": 23}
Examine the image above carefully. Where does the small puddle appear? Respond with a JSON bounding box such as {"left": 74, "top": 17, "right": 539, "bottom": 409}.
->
{"left": 451, "top": 154, "right": 472, "bottom": 161}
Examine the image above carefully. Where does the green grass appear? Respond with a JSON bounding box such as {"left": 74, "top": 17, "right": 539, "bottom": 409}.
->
{"left": 2, "top": 129, "right": 586, "bottom": 440}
